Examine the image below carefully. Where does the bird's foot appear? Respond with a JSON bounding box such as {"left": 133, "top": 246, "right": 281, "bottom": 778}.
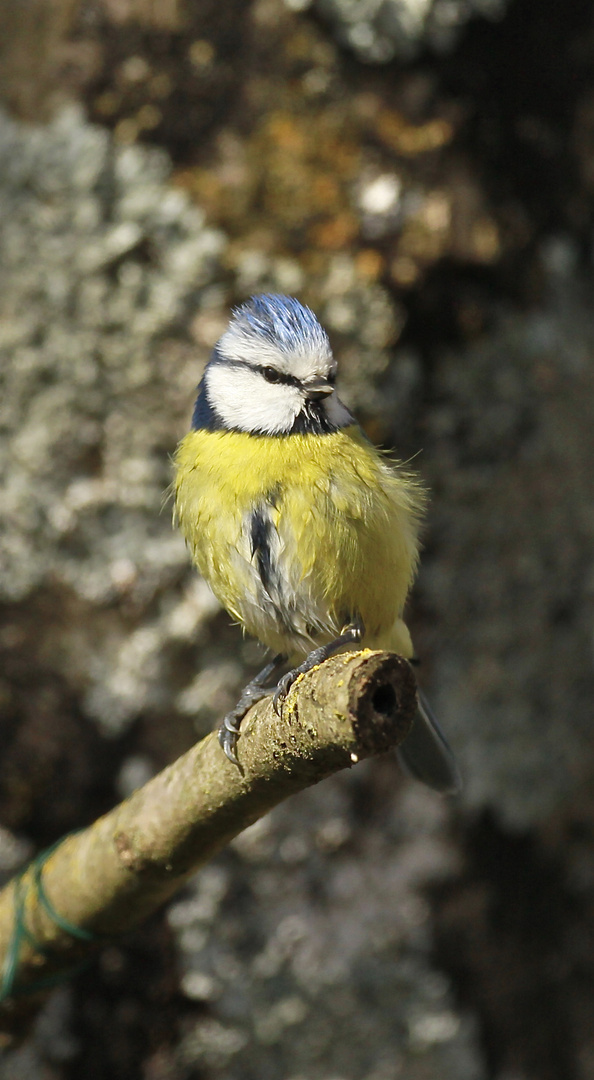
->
{"left": 273, "top": 622, "right": 364, "bottom": 715}
{"left": 218, "top": 653, "right": 287, "bottom": 767}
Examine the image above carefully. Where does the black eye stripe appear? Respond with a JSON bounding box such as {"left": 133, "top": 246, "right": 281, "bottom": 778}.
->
{"left": 257, "top": 365, "right": 301, "bottom": 388}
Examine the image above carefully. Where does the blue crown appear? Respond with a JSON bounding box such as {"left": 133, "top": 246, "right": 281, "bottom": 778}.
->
{"left": 231, "top": 294, "right": 329, "bottom": 354}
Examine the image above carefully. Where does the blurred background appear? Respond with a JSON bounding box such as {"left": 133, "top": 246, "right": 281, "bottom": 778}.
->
{"left": 1, "top": 0, "right": 594, "bottom": 1077}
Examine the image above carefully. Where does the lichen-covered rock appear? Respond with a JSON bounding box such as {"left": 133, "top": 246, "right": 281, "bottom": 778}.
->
{"left": 0, "top": 105, "right": 227, "bottom": 738}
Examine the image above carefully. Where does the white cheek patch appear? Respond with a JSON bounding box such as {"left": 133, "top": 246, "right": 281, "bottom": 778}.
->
{"left": 206, "top": 363, "right": 303, "bottom": 434}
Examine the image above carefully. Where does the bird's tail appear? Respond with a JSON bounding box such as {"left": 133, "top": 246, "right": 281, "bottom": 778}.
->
{"left": 397, "top": 690, "right": 461, "bottom": 794}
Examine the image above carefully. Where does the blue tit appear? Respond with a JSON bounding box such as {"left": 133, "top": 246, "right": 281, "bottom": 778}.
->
{"left": 174, "top": 294, "right": 460, "bottom": 793}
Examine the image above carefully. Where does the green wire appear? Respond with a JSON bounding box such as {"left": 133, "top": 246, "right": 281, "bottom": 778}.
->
{"left": 0, "top": 835, "right": 99, "bottom": 1003}
{"left": 32, "top": 844, "right": 95, "bottom": 943}
{"left": 0, "top": 876, "right": 27, "bottom": 1003}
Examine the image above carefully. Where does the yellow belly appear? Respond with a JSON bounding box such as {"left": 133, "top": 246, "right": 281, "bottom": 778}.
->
{"left": 174, "top": 425, "right": 425, "bottom": 659}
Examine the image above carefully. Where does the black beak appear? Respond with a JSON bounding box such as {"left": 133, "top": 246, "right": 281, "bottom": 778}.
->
{"left": 305, "top": 379, "right": 333, "bottom": 401}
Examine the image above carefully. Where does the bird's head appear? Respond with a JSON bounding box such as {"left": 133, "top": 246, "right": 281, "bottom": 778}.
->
{"left": 193, "top": 294, "right": 353, "bottom": 435}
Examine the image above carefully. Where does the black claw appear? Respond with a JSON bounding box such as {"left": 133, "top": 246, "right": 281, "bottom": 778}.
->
{"left": 218, "top": 711, "right": 242, "bottom": 765}
{"left": 223, "top": 739, "right": 240, "bottom": 766}
{"left": 218, "top": 724, "right": 240, "bottom": 765}
{"left": 273, "top": 672, "right": 295, "bottom": 714}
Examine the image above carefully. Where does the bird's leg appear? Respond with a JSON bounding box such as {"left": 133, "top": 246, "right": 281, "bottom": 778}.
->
{"left": 273, "top": 620, "right": 365, "bottom": 714}
{"left": 219, "top": 653, "right": 287, "bottom": 765}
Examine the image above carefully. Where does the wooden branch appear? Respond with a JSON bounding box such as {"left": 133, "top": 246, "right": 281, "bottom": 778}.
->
{"left": 0, "top": 649, "right": 416, "bottom": 1021}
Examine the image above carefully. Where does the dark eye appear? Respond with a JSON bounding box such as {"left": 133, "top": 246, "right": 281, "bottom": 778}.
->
{"left": 262, "top": 366, "right": 282, "bottom": 384}
{"left": 328, "top": 371, "right": 337, "bottom": 385}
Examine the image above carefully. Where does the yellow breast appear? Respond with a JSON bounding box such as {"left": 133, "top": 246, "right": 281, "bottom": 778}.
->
{"left": 174, "top": 425, "right": 425, "bottom": 658}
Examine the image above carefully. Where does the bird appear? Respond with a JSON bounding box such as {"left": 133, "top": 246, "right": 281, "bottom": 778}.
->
{"left": 174, "top": 293, "right": 460, "bottom": 793}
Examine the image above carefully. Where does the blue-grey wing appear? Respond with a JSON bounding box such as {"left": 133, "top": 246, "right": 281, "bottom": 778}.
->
{"left": 397, "top": 690, "right": 462, "bottom": 794}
